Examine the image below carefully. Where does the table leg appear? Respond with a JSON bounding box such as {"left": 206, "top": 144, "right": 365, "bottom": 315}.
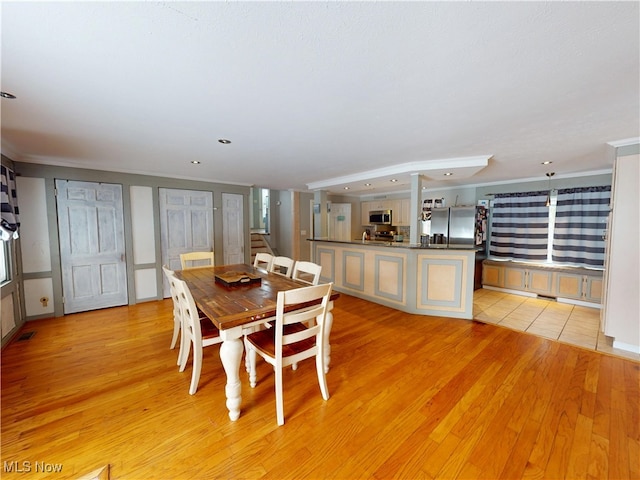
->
{"left": 219, "top": 337, "right": 243, "bottom": 421}
{"left": 323, "top": 305, "right": 334, "bottom": 373}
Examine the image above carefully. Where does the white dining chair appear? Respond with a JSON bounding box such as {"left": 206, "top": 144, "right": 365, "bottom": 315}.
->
{"left": 162, "top": 265, "right": 184, "bottom": 365}
{"left": 269, "top": 256, "right": 294, "bottom": 278}
{"left": 174, "top": 277, "right": 223, "bottom": 395}
{"left": 292, "top": 261, "right": 322, "bottom": 285}
{"left": 180, "top": 251, "right": 214, "bottom": 270}
{"left": 245, "top": 282, "right": 333, "bottom": 426}
{"left": 253, "top": 252, "right": 274, "bottom": 271}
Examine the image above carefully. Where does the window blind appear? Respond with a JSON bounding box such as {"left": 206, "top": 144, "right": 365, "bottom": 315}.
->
{"left": 489, "top": 191, "right": 549, "bottom": 261}
{"left": 552, "top": 186, "right": 610, "bottom": 268}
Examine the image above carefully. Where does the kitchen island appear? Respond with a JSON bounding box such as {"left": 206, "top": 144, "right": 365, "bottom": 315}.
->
{"left": 310, "top": 239, "right": 482, "bottom": 319}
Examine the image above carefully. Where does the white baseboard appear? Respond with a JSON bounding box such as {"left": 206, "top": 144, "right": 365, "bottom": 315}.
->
{"left": 557, "top": 297, "right": 602, "bottom": 309}
{"left": 612, "top": 340, "right": 640, "bottom": 354}
{"left": 481, "top": 286, "right": 537, "bottom": 298}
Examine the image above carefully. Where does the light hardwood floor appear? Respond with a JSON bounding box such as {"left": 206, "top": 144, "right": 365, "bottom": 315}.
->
{"left": 474, "top": 288, "right": 640, "bottom": 362}
{"left": 2, "top": 295, "right": 639, "bottom": 479}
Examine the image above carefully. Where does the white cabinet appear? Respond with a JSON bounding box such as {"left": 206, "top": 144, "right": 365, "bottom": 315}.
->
{"left": 395, "top": 199, "right": 411, "bottom": 227}
{"left": 361, "top": 201, "right": 372, "bottom": 225}
{"left": 361, "top": 198, "right": 411, "bottom": 226}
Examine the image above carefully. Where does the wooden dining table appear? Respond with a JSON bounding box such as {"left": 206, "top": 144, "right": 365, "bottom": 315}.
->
{"left": 174, "top": 263, "right": 338, "bottom": 421}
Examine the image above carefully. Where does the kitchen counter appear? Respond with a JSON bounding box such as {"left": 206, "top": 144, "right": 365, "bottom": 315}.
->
{"left": 308, "top": 238, "right": 483, "bottom": 251}
{"left": 309, "top": 239, "right": 479, "bottom": 319}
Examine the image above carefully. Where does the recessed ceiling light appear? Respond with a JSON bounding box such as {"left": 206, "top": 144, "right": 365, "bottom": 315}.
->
{"left": 344, "top": 186, "right": 350, "bottom": 190}
{"left": 364, "top": 183, "right": 372, "bottom": 187}
{"left": 191, "top": 160, "right": 201, "bottom": 164}
{"left": 541, "top": 161, "right": 552, "bottom": 165}
{"left": 218, "top": 139, "right": 231, "bottom": 144}
{"left": 444, "top": 172, "right": 453, "bottom": 176}
{"left": 0, "top": 92, "right": 16, "bottom": 99}
{"left": 390, "top": 179, "right": 398, "bottom": 183}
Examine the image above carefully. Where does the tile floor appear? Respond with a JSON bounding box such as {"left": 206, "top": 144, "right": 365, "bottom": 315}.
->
{"left": 473, "top": 288, "right": 640, "bottom": 362}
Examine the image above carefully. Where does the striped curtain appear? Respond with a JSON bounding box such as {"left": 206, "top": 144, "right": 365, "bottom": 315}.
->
{"left": 552, "top": 186, "right": 610, "bottom": 268}
{"left": 489, "top": 191, "right": 549, "bottom": 261}
{"left": 0, "top": 164, "right": 20, "bottom": 240}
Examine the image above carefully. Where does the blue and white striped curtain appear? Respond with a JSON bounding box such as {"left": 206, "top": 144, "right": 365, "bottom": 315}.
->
{"left": 489, "top": 191, "right": 549, "bottom": 261}
{"left": 1, "top": 164, "right": 20, "bottom": 240}
{"left": 552, "top": 186, "right": 610, "bottom": 268}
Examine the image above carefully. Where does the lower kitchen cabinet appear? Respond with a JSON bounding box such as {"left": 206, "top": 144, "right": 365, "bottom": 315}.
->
{"left": 482, "top": 262, "right": 504, "bottom": 287}
{"left": 482, "top": 260, "right": 603, "bottom": 304}
{"left": 504, "top": 267, "right": 554, "bottom": 296}
{"left": 556, "top": 272, "right": 603, "bottom": 303}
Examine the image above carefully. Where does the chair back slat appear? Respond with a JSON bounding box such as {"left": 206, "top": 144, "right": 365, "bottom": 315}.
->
{"left": 253, "top": 252, "right": 274, "bottom": 271}
{"left": 180, "top": 251, "right": 214, "bottom": 270}
{"left": 292, "top": 261, "right": 322, "bottom": 285}
{"left": 269, "top": 256, "right": 294, "bottom": 277}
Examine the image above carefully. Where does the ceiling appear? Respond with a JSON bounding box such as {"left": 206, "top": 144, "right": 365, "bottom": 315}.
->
{"left": 1, "top": 1, "right": 638, "bottom": 196}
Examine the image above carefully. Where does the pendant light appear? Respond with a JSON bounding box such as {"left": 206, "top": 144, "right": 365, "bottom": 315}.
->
{"left": 545, "top": 172, "right": 555, "bottom": 207}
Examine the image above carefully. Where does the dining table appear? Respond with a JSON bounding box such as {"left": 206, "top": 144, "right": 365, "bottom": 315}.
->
{"left": 174, "top": 263, "right": 339, "bottom": 421}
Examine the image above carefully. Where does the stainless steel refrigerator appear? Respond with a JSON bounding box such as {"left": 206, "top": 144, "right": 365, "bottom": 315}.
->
{"left": 428, "top": 206, "right": 487, "bottom": 248}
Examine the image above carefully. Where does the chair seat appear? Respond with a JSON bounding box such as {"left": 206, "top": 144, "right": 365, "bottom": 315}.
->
{"left": 247, "top": 323, "right": 314, "bottom": 358}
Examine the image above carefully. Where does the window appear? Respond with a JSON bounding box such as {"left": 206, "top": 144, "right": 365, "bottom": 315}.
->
{"left": 552, "top": 186, "right": 611, "bottom": 268}
{"left": 0, "top": 240, "right": 9, "bottom": 284}
{"left": 489, "top": 191, "right": 550, "bottom": 262}
{"left": 489, "top": 186, "right": 610, "bottom": 269}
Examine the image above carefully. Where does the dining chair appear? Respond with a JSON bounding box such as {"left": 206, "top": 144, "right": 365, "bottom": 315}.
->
{"left": 180, "top": 251, "right": 214, "bottom": 270}
{"left": 162, "top": 265, "right": 185, "bottom": 365}
{"left": 269, "top": 256, "right": 294, "bottom": 278}
{"left": 245, "top": 282, "right": 333, "bottom": 426}
{"left": 253, "top": 252, "right": 274, "bottom": 271}
{"left": 292, "top": 261, "right": 322, "bottom": 285}
{"left": 173, "top": 277, "right": 223, "bottom": 395}
{"left": 290, "top": 261, "right": 324, "bottom": 359}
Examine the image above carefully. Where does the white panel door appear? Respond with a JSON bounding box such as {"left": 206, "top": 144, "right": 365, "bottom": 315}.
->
{"left": 159, "top": 188, "right": 214, "bottom": 296}
{"left": 222, "top": 193, "right": 244, "bottom": 265}
{"left": 56, "top": 180, "right": 128, "bottom": 314}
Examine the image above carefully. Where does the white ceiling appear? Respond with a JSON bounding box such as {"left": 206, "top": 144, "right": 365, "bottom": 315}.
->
{"left": 1, "top": 1, "right": 638, "bottom": 195}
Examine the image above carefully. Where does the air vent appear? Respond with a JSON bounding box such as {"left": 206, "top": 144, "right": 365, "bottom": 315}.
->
{"left": 17, "top": 331, "right": 36, "bottom": 341}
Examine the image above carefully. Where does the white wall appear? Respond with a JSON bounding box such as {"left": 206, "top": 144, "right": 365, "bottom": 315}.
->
{"left": 603, "top": 153, "right": 639, "bottom": 352}
{"left": 16, "top": 176, "right": 55, "bottom": 316}
{"left": 130, "top": 186, "right": 158, "bottom": 300}
{"left": 130, "top": 186, "right": 156, "bottom": 265}
{"left": 17, "top": 177, "right": 51, "bottom": 273}
{"left": 1, "top": 292, "right": 16, "bottom": 338}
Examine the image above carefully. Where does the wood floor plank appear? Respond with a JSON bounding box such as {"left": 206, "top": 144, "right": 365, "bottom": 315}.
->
{"left": 1, "top": 294, "right": 638, "bottom": 480}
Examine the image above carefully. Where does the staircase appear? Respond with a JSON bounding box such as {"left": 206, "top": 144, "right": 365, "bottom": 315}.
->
{"left": 250, "top": 233, "right": 275, "bottom": 264}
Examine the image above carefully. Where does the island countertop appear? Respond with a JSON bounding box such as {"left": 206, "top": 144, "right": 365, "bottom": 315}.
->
{"left": 307, "top": 238, "right": 484, "bottom": 251}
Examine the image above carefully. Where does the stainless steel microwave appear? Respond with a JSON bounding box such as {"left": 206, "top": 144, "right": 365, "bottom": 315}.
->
{"left": 369, "top": 210, "right": 392, "bottom": 225}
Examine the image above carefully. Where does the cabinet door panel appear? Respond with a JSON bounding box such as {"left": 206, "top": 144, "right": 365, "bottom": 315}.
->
{"left": 504, "top": 268, "right": 527, "bottom": 290}
{"left": 528, "top": 270, "right": 554, "bottom": 295}
{"left": 482, "top": 264, "right": 504, "bottom": 287}
{"left": 557, "top": 273, "right": 582, "bottom": 299}
{"left": 585, "top": 277, "right": 603, "bottom": 302}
